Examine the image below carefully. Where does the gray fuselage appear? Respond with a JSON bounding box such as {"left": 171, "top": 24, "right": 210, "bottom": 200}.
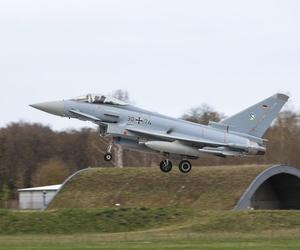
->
{"left": 64, "top": 100, "right": 253, "bottom": 159}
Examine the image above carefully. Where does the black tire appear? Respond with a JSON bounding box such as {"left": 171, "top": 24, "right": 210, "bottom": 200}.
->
{"left": 104, "top": 153, "right": 113, "bottom": 162}
{"left": 179, "top": 160, "right": 192, "bottom": 173}
{"left": 159, "top": 160, "right": 172, "bottom": 173}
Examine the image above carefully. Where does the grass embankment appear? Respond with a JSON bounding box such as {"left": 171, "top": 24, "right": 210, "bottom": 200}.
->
{"left": 0, "top": 208, "right": 188, "bottom": 235}
{"left": 49, "top": 165, "right": 268, "bottom": 210}
{"left": 1, "top": 209, "right": 300, "bottom": 235}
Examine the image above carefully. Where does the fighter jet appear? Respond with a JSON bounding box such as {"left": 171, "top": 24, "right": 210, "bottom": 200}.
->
{"left": 30, "top": 93, "right": 289, "bottom": 173}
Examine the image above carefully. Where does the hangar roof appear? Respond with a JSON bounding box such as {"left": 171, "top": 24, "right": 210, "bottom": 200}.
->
{"left": 18, "top": 184, "right": 62, "bottom": 192}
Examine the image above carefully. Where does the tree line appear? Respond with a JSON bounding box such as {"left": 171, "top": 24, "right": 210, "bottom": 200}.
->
{"left": 0, "top": 123, "right": 160, "bottom": 202}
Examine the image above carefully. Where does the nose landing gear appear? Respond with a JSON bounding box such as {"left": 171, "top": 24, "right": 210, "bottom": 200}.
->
{"left": 104, "top": 153, "right": 113, "bottom": 161}
{"left": 104, "top": 144, "right": 113, "bottom": 162}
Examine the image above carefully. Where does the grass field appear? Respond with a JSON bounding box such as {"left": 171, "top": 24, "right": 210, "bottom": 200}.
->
{"left": 0, "top": 236, "right": 299, "bottom": 250}
{"left": 0, "top": 229, "right": 299, "bottom": 250}
{"left": 1, "top": 209, "right": 300, "bottom": 250}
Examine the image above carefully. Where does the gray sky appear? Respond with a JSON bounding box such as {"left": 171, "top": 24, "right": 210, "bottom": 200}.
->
{"left": 0, "top": 0, "right": 299, "bottom": 130}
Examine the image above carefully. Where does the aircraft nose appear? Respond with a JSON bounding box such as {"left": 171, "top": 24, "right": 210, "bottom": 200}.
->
{"left": 30, "top": 101, "right": 65, "bottom": 117}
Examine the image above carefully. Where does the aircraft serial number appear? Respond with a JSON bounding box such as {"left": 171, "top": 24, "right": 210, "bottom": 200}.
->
{"left": 128, "top": 116, "right": 151, "bottom": 125}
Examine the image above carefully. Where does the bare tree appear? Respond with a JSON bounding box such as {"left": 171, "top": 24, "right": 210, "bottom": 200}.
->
{"left": 111, "top": 89, "right": 130, "bottom": 103}
{"left": 35, "top": 158, "right": 70, "bottom": 186}
{"left": 265, "top": 110, "right": 300, "bottom": 166}
{"left": 181, "top": 104, "right": 224, "bottom": 125}
{"left": 0, "top": 183, "right": 10, "bottom": 208}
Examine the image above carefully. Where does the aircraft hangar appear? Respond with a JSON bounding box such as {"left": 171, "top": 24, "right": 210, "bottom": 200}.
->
{"left": 46, "top": 165, "right": 300, "bottom": 211}
{"left": 235, "top": 165, "right": 300, "bottom": 210}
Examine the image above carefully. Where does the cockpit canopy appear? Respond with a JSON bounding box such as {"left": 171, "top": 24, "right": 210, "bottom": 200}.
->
{"left": 71, "top": 94, "right": 128, "bottom": 106}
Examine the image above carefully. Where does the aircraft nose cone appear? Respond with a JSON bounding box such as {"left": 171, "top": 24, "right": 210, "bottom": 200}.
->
{"left": 30, "top": 101, "right": 65, "bottom": 116}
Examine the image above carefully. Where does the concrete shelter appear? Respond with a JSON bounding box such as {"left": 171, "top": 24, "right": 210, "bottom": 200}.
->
{"left": 18, "top": 184, "right": 61, "bottom": 210}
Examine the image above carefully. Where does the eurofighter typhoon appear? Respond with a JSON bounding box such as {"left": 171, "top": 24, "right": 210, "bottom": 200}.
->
{"left": 30, "top": 93, "right": 288, "bottom": 173}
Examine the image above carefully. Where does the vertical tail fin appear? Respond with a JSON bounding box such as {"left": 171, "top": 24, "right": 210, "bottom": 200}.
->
{"left": 221, "top": 93, "right": 289, "bottom": 138}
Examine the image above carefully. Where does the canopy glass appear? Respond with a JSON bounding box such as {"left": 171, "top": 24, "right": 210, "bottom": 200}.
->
{"left": 71, "top": 94, "right": 128, "bottom": 106}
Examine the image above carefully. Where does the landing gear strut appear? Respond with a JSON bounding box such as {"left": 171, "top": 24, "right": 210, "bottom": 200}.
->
{"left": 159, "top": 159, "right": 173, "bottom": 173}
{"left": 104, "top": 144, "right": 113, "bottom": 162}
{"left": 179, "top": 160, "right": 192, "bottom": 173}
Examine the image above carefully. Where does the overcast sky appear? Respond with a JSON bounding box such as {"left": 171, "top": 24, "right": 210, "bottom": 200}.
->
{"left": 0, "top": 0, "right": 299, "bottom": 130}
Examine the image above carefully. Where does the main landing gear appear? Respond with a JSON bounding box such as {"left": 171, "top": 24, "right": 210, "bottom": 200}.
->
{"left": 159, "top": 159, "right": 192, "bottom": 173}
{"left": 160, "top": 159, "right": 173, "bottom": 172}
{"left": 104, "top": 144, "right": 113, "bottom": 162}
{"left": 178, "top": 160, "right": 192, "bottom": 173}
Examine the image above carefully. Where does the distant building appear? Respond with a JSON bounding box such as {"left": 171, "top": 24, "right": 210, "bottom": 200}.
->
{"left": 18, "top": 184, "right": 61, "bottom": 210}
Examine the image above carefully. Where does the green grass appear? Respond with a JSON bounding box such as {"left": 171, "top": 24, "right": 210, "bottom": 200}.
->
{"left": 1, "top": 209, "right": 300, "bottom": 235}
{"left": 2, "top": 209, "right": 300, "bottom": 235}
{"left": 0, "top": 208, "right": 188, "bottom": 234}
{"left": 0, "top": 209, "right": 300, "bottom": 249}
{"left": 187, "top": 210, "right": 300, "bottom": 233}
{"left": 0, "top": 232, "right": 299, "bottom": 250}
{"left": 49, "top": 165, "right": 268, "bottom": 210}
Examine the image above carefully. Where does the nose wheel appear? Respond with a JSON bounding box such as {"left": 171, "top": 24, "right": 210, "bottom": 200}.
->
{"left": 104, "top": 144, "right": 113, "bottom": 162}
{"left": 104, "top": 153, "right": 113, "bottom": 161}
{"left": 160, "top": 159, "right": 173, "bottom": 173}
{"left": 179, "top": 160, "right": 192, "bottom": 173}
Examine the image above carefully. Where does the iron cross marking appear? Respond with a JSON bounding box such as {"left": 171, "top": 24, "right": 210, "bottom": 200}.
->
{"left": 136, "top": 117, "right": 143, "bottom": 124}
